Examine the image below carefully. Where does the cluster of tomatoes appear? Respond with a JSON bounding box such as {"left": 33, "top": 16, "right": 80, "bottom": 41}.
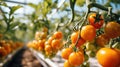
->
{"left": 61, "top": 30, "right": 87, "bottom": 67}
{"left": 27, "top": 28, "right": 47, "bottom": 51}
{"left": 0, "top": 36, "right": 23, "bottom": 59}
{"left": 61, "top": 13, "right": 120, "bottom": 67}
{"left": 27, "top": 27, "right": 64, "bottom": 58}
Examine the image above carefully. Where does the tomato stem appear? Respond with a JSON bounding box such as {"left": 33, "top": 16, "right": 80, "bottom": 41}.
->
{"left": 69, "top": 0, "right": 76, "bottom": 23}
{"left": 74, "top": 30, "right": 81, "bottom": 47}
{"left": 109, "top": 39, "right": 113, "bottom": 48}
{"left": 55, "top": 22, "right": 60, "bottom": 31}
{"left": 64, "top": 35, "right": 71, "bottom": 48}
{"left": 73, "top": 18, "right": 84, "bottom": 31}
{"left": 79, "top": 8, "right": 90, "bottom": 30}
{"left": 72, "top": 45, "right": 78, "bottom": 52}
{"left": 63, "top": 0, "right": 76, "bottom": 28}
{"left": 86, "top": 0, "right": 120, "bottom": 17}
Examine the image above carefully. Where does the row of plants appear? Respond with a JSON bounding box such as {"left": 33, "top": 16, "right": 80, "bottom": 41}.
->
{"left": 0, "top": 36, "right": 23, "bottom": 60}
{"left": 0, "top": 0, "right": 120, "bottom": 67}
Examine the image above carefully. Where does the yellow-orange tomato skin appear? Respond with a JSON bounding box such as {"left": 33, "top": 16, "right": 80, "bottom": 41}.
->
{"left": 68, "top": 51, "right": 84, "bottom": 66}
{"left": 61, "top": 48, "right": 73, "bottom": 60}
{"left": 81, "top": 25, "right": 96, "bottom": 41}
{"left": 53, "top": 31, "right": 63, "bottom": 39}
{"left": 64, "top": 60, "right": 74, "bottom": 67}
{"left": 96, "top": 48, "right": 120, "bottom": 67}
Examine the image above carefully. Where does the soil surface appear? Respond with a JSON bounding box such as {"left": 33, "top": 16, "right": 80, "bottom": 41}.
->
{"left": 3, "top": 47, "right": 43, "bottom": 67}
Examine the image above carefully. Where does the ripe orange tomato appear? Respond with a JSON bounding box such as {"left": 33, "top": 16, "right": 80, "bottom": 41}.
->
{"left": 3, "top": 44, "right": 12, "bottom": 54}
{"left": 71, "top": 31, "right": 80, "bottom": 43}
{"left": 96, "top": 48, "right": 120, "bottom": 67}
{"left": 88, "top": 13, "right": 104, "bottom": 29}
{"left": 53, "top": 31, "right": 63, "bottom": 39}
{"left": 51, "top": 39, "right": 61, "bottom": 50}
{"left": 47, "top": 36, "right": 54, "bottom": 45}
{"left": 44, "top": 45, "right": 52, "bottom": 53}
{"left": 77, "top": 38, "right": 86, "bottom": 47}
{"left": 45, "top": 45, "right": 52, "bottom": 52}
{"left": 96, "top": 34, "right": 110, "bottom": 47}
{"left": 68, "top": 51, "right": 84, "bottom": 66}
{"left": 81, "top": 25, "right": 96, "bottom": 41}
{"left": 64, "top": 60, "right": 74, "bottom": 67}
{"left": 32, "top": 40, "right": 39, "bottom": 50}
{"left": 105, "top": 22, "right": 120, "bottom": 38}
{"left": 71, "top": 31, "right": 86, "bottom": 47}
{"left": 61, "top": 48, "right": 73, "bottom": 60}
{"left": 40, "top": 32, "right": 47, "bottom": 39}
{"left": 38, "top": 40, "right": 45, "bottom": 51}
{"left": 114, "top": 49, "right": 120, "bottom": 66}
{"left": 0, "top": 47, "right": 7, "bottom": 57}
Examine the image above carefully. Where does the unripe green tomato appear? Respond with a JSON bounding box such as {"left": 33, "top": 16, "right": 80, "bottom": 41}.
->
{"left": 81, "top": 62, "right": 90, "bottom": 67}
{"left": 85, "top": 42, "right": 95, "bottom": 51}
{"left": 84, "top": 54, "right": 89, "bottom": 61}
{"left": 89, "top": 51, "right": 96, "bottom": 57}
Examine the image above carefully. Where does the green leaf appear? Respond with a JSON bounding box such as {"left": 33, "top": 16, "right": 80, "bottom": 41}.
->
{"left": 9, "top": 16, "right": 14, "bottom": 22}
{"left": 28, "top": 3, "right": 37, "bottom": 9}
{"left": 0, "top": 6, "right": 8, "bottom": 22}
{"left": 19, "top": 23, "right": 27, "bottom": 31}
{"left": 10, "top": 22, "right": 18, "bottom": 29}
{"left": 76, "top": 0, "right": 85, "bottom": 6}
{"left": 109, "top": 0, "right": 120, "bottom": 4}
{"left": 104, "top": 1, "right": 111, "bottom": 7}
{"left": 10, "top": 5, "right": 22, "bottom": 15}
{"left": 0, "top": 2, "right": 8, "bottom": 7}
{"left": 41, "top": 1, "right": 51, "bottom": 18}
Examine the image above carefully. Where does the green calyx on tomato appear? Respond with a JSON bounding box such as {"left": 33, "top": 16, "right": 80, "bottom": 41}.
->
{"left": 88, "top": 13, "right": 104, "bottom": 29}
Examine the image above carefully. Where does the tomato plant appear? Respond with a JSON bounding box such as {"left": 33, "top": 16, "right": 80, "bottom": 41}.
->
{"left": 71, "top": 31, "right": 86, "bottom": 47}
{"left": 88, "top": 13, "right": 104, "bottom": 29}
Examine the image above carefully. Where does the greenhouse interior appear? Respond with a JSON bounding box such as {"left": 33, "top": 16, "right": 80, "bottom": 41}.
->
{"left": 0, "top": 0, "right": 120, "bottom": 67}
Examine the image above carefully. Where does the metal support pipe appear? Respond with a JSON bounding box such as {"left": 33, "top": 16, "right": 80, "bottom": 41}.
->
{"left": 3, "top": 0, "right": 28, "bottom": 5}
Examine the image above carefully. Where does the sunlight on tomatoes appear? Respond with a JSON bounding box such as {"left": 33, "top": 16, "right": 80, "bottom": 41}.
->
{"left": 37, "top": 40, "right": 45, "bottom": 51}
{"left": 64, "top": 60, "right": 74, "bottom": 67}
{"left": 53, "top": 31, "right": 63, "bottom": 39}
{"left": 47, "top": 36, "right": 54, "bottom": 45}
{"left": 68, "top": 51, "right": 84, "bottom": 66}
{"left": 71, "top": 31, "right": 86, "bottom": 47}
{"left": 96, "top": 48, "right": 120, "bottom": 67}
{"left": 44, "top": 45, "right": 52, "bottom": 53}
{"left": 51, "top": 39, "right": 61, "bottom": 50}
{"left": 71, "top": 31, "right": 80, "bottom": 43}
{"left": 61, "top": 48, "right": 73, "bottom": 60}
{"left": 81, "top": 25, "right": 96, "bottom": 41}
